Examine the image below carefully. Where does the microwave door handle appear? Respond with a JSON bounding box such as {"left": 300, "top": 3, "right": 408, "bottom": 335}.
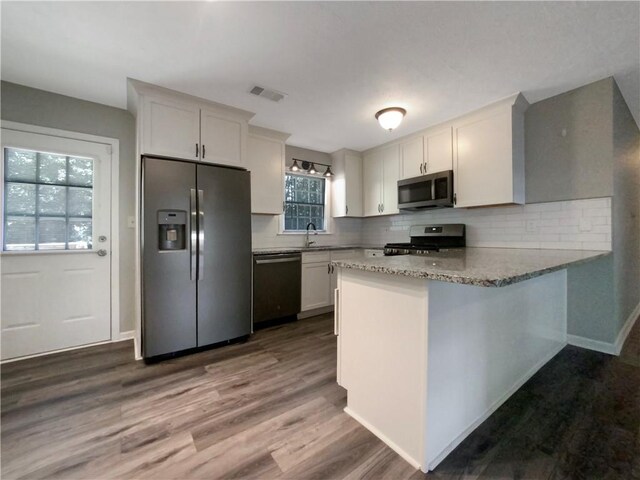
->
{"left": 431, "top": 178, "right": 436, "bottom": 200}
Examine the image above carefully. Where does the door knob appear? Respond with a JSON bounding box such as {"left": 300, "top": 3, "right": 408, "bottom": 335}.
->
{"left": 97, "top": 249, "right": 108, "bottom": 257}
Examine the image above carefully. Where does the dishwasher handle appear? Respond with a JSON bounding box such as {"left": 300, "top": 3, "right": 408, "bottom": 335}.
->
{"left": 255, "top": 257, "right": 301, "bottom": 265}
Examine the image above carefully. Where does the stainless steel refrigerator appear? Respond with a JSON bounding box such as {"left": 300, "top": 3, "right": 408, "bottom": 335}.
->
{"left": 142, "top": 156, "right": 252, "bottom": 359}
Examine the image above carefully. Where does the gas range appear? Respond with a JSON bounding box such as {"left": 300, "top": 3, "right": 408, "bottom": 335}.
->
{"left": 383, "top": 224, "right": 465, "bottom": 256}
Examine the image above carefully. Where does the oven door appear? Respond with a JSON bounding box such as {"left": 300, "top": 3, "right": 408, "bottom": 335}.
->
{"left": 398, "top": 170, "right": 453, "bottom": 210}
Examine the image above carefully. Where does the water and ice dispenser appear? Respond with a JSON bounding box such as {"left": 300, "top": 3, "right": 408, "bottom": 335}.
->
{"left": 157, "top": 210, "right": 186, "bottom": 251}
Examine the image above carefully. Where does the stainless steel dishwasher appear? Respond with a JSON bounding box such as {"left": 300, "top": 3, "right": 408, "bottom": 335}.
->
{"left": 253, "top": 252, "right": 301, "bottom": 327}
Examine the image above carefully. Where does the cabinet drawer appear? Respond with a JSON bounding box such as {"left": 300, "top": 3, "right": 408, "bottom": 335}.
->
{"left": 302, "top": 251, "right": 331, "bottom": 264}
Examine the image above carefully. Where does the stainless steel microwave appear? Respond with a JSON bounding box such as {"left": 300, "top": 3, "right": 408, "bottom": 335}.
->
{"left": 397, "top": 170, "right": 454, "bottom": 211}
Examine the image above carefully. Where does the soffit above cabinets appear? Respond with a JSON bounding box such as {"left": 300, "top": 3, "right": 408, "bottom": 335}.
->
{"left": 2, "top": 2, "right": 638, "bottom": 152}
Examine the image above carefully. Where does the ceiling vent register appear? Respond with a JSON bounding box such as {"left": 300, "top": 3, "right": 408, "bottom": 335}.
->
{"left": 250, "top": 85, "right": 286, "bottom": 102}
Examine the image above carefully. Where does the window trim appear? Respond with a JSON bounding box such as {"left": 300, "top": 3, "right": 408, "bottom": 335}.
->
{"left": 279, "top": 171, "right": 332, "bottom": 235}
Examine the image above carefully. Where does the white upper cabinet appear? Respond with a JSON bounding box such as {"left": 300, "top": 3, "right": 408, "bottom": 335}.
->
{"left": 200, "top": 107, "right": 246, "bottom": 167}
{"left": 142, "top": 95, "right": 200, "bottom": 160}
{"left": 424, "top": 126, "right": 453, "bottom": 174}
{"left": 453, "top": 94, "right": 528, "bottom": 208}
{"left": 400, "top": 136, "right": 424, "bottom": 180}
{"left": 363, "top": 144, "right": 400, "bottom": 216}
{"left": 331, "top": 149, "right": 363, "bottom": 217}
{"left": 247, "top": 126, "right": 289, "bottom": 215}
{"left": 128, "top": 79, "right": 254, "bottom": 168}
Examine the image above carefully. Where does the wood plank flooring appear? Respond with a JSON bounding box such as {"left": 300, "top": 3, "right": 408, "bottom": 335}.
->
{"left": 2, "top": 313, "right": 639, "bottom": 479}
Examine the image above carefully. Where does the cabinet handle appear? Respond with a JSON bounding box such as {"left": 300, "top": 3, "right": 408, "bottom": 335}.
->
{"left": 202, "top": 144, "right": 206, "bottom": 159}
{"left": 195, "top": 143, "right": 199, "bottom": 158}
{"left": 454, "top": 193, "right": 457, "bottom": 205}
{"left": 331, "top": 265, "right": 335, "bottom": 274}
{"left": 328, "top": 263, "right": 331, "bottom": 274}
{"left": 420, "top": 163, "right": 423, "bottom": 174}
{"left": 345, "top": 205, "right": 348, "bottom": 215}
{"left": 381, "top": 203, "right": 384, "bottom": 213}
{"left": 424, "top": 162, "right": 428, "bottom": 174}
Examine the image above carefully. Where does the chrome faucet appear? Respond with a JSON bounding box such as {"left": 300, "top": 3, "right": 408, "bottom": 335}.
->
{"left": 305, "top": 222, "right": 317, "bottom": 248}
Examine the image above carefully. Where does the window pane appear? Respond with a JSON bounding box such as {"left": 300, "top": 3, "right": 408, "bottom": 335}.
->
{"left": 68, "top": 187, "right": 92, "bottom": 216}
{"left": 5, "top": 216, "right": 36, "bottom": 250}
{"left": 38, "top": 185, "right": 67, "bottom": 215}
{"left": 68, "top": 218, "right": 92, "bottom": 250}
{"left": 5, "top": 182, "right": 36, "bottom": 215}
{"left": 68, "top": 157, "right": 93, "bottom": 187}
{"left": 5, "top": 148, "right": 37, "bottom": 182}
{"left": 38, "top": 217, "right": 66, "bottom": 250}
{"left": 38, "top": 153, "right": 67, "bottom": 184}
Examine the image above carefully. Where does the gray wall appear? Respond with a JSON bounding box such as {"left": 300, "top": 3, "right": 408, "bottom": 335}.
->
{"left": 535, "top": 77, "right": 640, "bottom": 345}
{"left": 525, "top": 78, "right": 614, "bottom": 204}
{"left": 1, "top": 81, "right": 136, "bottom": 333}
{"left": 612, "top": 81, "right": 640, "bottom": 336}
{"left": 285, "top": 145, "right": 332, "bottom": 170}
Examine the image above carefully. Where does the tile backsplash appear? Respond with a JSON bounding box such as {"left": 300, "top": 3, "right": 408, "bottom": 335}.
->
{"left": 361, "top": 197, "right": 612, "bottom": 251}
{"left": 252, "top": 197, "right": 612, "bottom": 251}
{"left": 252, "top": 215, "right": 362, "bottom": 249}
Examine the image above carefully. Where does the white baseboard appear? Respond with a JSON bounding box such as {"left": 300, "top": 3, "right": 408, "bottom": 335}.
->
{"left": 344, "top": 406, "right": 421, "bottom": 471}
{"left": 567, "top": 334, "right": 617, "bottom": 355}
{"left": 297, "top": 306, "right": 334, "bottom": 319}
{"left": 614, "top": 302, "right": 640, "bottom": 354}
{"left": 567, "top": 301, "right": 640, "bottom": 356}
{"left": 426, "top": 342, "right": 565, "bottom": 471}
{"left": 118, "top": 330, "right": 135, "bottom": 341}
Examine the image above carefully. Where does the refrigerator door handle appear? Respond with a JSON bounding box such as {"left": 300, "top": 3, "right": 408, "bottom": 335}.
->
{"left": 198, "top": 189, "right": 205, "bottom": 280}
{"left": 190, "top": 188, "right": 197, "bottom": 281}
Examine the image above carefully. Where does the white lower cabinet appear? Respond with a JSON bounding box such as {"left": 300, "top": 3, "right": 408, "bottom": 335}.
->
{"left": 301, "top": 250, "right": 356, "bottom": 312}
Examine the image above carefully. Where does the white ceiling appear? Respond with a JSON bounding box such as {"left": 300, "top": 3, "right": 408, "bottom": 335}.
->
{"left": 2, "top": 2, "right": 639, "bottom": 153}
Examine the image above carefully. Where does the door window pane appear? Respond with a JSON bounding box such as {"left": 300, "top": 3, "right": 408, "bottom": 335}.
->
{"left": 38, "top": 185, "right": 67, "bottom": 215}
{"left": 3, "top": 147, "right": 95, "bottom": 251}
{"left": 5, "top": 183, "right": 36, "bottom": 215}
{"left": 38, "top": 217, "right": 66, "bottom": 250}
{"left": 4, "top": 216, "right": 36, "bottom": 251}
{"left": 68, "top": 157, "right": 93, "bottom": 186}
{"left": 5, "top": 148, "right": 36, "bottom": 182}
{"left": 38, "top": 153, "right": 67, "bottom": 184}
{"left": 68, "top": 187, "right": 92, "bottom": 216}
{"left": 68, "top": 218, "right": 92, "bottom": 249}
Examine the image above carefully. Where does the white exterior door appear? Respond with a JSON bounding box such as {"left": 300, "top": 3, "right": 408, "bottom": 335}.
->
{"left": 1, "top": 128, "right": 113, "bottom": 360}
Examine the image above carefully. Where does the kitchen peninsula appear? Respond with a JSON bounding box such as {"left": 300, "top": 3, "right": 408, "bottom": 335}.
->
{"left": 332, "top": 247, "right": 609, "bottom": 472}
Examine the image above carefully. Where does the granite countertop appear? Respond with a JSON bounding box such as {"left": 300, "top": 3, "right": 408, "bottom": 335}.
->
{"left": 253, "top": 245, "right": 380, "bottom": 255}
{"left": 331, "top": 247, "right": 610, "bottom": 287}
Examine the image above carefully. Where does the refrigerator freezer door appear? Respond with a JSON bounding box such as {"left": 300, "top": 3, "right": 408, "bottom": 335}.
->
{"left": 143, "top": 157, "right": 197, "bottom": 357}
{"left": 196, "top": 165, "right": 252, "bottom": 346}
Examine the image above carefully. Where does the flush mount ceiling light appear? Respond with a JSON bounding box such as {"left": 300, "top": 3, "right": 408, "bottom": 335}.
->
{"left": 375, "top": 107, "right": 407, "bottom": 131}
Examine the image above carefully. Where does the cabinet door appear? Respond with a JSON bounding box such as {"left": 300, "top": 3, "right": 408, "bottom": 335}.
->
{"left": 344, "top": 154, "right": 363, "bottom": 216}
{"left": 200, "top": 107, "right": 246, "bottom": 167}
{"left": 454, "top": 109, "right": 512, "bottom": 207}
{"left": 363, "top": 150, "right": 383, "bottom": 216}
{"left": 425, "top": 127, "right": 453, "bottom": 174}
{"left": 142, "top": 96, "right": 200, "bottom": 160}
{"left": 301, "top": 262, "right": 332, "bottom": 311}
{"left": 381, "top": 145, "right": 400, "bottom": 215}
{"left": 400, "top": 136, "right": 424, "bottom": 180}
{"left": 247, "top": 134, "right": 284, "bottom": 214}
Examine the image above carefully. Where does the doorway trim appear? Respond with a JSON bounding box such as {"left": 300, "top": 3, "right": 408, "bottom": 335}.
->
{"left": 1, "top": 120, "right": 121, "bottom": 345}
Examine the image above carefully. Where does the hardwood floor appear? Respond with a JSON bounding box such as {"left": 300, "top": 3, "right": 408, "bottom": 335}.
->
{"left": 2, "top": 313, "right": 639, "bottom": 479}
